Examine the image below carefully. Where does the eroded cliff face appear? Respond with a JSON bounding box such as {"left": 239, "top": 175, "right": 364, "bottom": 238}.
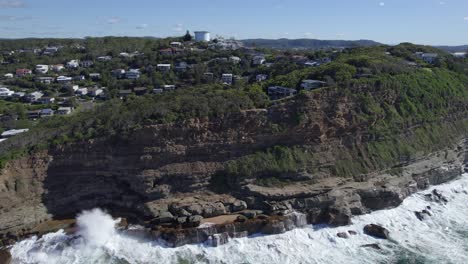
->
{"left": 0, "top": 90, "right": 467, "bottom": 245}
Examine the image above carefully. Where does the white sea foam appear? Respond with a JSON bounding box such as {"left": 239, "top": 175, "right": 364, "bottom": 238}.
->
{"left": 10, "top": 173, "right": 468, "bottom": 264}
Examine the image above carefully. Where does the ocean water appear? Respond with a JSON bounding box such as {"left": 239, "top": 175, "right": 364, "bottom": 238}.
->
{"left": 9, "top": 173, "right": 468, "bottom": 264}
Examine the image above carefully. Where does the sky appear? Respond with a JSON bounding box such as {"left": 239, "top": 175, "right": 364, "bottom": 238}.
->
{"left": 0, "top": 0, "right": 468, "bottom": 45}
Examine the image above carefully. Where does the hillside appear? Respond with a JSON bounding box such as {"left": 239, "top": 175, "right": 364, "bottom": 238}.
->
{"left": 0, "top": 42, "right": 467, "bottom": 246}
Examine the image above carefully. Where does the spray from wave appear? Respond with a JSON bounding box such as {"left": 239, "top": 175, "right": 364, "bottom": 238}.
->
{"left": 9, "top": 173, "right": 468, "bottom": 264}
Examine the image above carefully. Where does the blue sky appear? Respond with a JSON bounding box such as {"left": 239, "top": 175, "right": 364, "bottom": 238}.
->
{"left": 1, "top": 0, "right": 468, "bottom": 45}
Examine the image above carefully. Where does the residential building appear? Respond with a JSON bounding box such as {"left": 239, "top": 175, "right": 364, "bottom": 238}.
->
{"left": 67, "top": 60, "right": 79, "bottom": 69}
{"left": 4, "top": 73, "right": 13, "bottom": 78}
{"left": 422, "top": 53, "right": 439, "bottom": 64}
{"left": 203, "top": 72, "right": 214, "bottom": 81}
{"left": 52, "top": 64, "right": 65, "bottom": 72}
{"left": 73, "top": 75, "right": 86, "bottom": 81}
{"left": 267, "top": 86, "right": 297, "bottom": 100}
{"left": 134, "top": 87, "right": 148, "bottom": 95}
{"left": 153, "top": 88, "right": 164, "bottom": 94}
{"left": 170, "top": 42, "right": 182, "bottom": 48}
{"left": 159, "top": 48, "right": 173, "bottom": 56}
{"left": 252, "top": 55, "right": 266, "bottom": 65}
{"left": 35, "top": 77, "right": 55, "bottom": 84}
{"left": 43, "top": 47, "right": 58, "bottom": 55}
{"left": 221, "top": 73, "right": 233, "bottom": 85}
{"left": 35, "top": 65, "right": 49, "bottom": 74}
{"left": 112, "top": 69, "right": 126, "bottom": 78}
{"left": 256, "top": 74, "right": 268, "bottom": 82}
{"left": 39, "top": 108, "right": 54, "bottom": 117}
{"left": 0, "top": 87, "right": 14, "bottom": 98}
{"left": 57, "top": 107, "right": 73, "bottom": 115}
{"left": 162, "top": 85, "right": 176, "bottom": 91}
{"left": 89, "top": 73, "right": 101, "bottom": 80}
{"left": 157, "top": 64, "right": 171, "bottom": 72}
{"left": 38, "top": 97, "right": 55, "bottom": 104}
{"left": 16, "top": 68, "right": 32, "bottom": 77}
{"left": 25, "top": 91, "right": 44, "bottom": 103}
{"left": 301, "top": 80, "right": 326, "bottom": 90}
{"left": 119, "top": 52, "right": 130, "bottom": 58}
{"left": 119, "top": 90, "right": 133, "bottom": 98}
{"left": 76, "top": 88, "right": 88, "bottom": 96}
{"left": 80, "top": 60, "right": 94, "bottom": 68}
{"left": 175, "top": 62, "right": 188, "bottom": 72}
{"left": 126, "top": 69, "right": 141, "bottom": 79}
{"left": 13, "top": 92, "right": 25, "bottom": 98}
{"left": 97, "top": 56, "right": 112, "bottom": 62}
{"left": 88, "top": 87, "right": 103, "bottom": 97}
{"left": 27, "top": 110, "right": 41, "bottom": 119}
{"left": 229, "top": 56, "right": 242, "bottom": 64}
{"left": 56, "top": 76, "right": 72, "bottom": 83}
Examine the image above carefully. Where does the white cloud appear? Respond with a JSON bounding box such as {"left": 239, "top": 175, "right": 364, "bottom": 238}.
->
{"left": 136, "top": 23, "right": 148, "bottom": 29}
{"left": 107, "top": 17, "right": 122, "bottom": 24}
{"left": 0, "top": 0, "right": 26, "bottom": 8}
{"left": 379, "top": 2, "right": 385, "bottom": 6}
{"left": 173, "top": 23, "right": 184, "bottom": 32}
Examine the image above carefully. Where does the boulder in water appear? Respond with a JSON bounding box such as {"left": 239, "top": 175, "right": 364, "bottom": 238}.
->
{"left": 337, "top": 232, "right": 349, "bottom": 239}
{"left": 361, "top": 243, "right": 382, "bottom": 250}
{"left": 0, "top": 248, "right": 11, "bottom": 264}
{"left": 363, "top": 224, "right": 390, "bottom": 239}
{"left": 262, "top": 221, "right": 286, "bottom": 235}
{"left": 348, "top": 230, "right": 358, "bottom": 236}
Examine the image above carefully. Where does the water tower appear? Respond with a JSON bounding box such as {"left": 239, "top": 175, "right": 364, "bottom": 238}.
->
{"left": 194, "top": 31, "right": 210, "bottom": 42}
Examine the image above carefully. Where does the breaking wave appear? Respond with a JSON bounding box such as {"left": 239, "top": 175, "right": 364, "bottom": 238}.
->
{"left": 10, "top": 173, "right": 468, "bottom": 264}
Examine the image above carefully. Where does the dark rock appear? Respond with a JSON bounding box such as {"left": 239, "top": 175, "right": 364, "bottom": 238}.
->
{"left": 230, "top": 231, "right": 249, "bottom": 239}
{"left": 236, "top": 215, "right": 248, "bottom": 223}
{"left": 117, "top": 218, "right": 129, "bottom": 229}
{"left": 363, "top": 224, "right": 390, "bottom": 239}
{"left": 231, "top": 200, "right": 248, "bottom": 212}
{"left": 186, "top": 215, "right": 203, "bottom": 227}
{"left": 326, "top": 207, "right": 351, "bottom": 226}
{"left": 361, "top": 243, "right": 382, "bottom": 250}
{"left": 153, "top": 211, "right": 174, "bottom": 224}
{"left": 415, "top": 211, "right": 425, "bottom": 221}
{"left": 337, "top": 232, "right": 349, "bottom": 239}
{"left": 186, "top": 204, "right": 203, "bottom": 215}
{"left": 176, "top": 217, "right": 187, "bottom": 224}
{"left": 239, "top": 210, "right": 260, "bottom": 219}
{"left": 262, "top": 221, "right": 286, "bottom": 235}
{"left": 257, "top": 214, "right": 269, "bottom": 220}
{"left": 0, "top": 249, "right": 11, "bottom": 264}
{"left": 348, "top": 230, "right": 358, "bottom": 235}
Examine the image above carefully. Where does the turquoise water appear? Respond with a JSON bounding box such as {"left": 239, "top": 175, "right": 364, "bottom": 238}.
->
{"left": 10, "top": 173, "right": 468, "bottom": 264}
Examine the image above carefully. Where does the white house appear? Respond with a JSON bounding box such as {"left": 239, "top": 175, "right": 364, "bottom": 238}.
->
{"left": 252, "top": 56, "right": 266, "bottom": 65}
{"left": 125, "top": 69, "right": 141, "bottom": 79}
{"left": 162, "top": 85, "right": 176, "bottom": 91}
{"left": 52, "top": 64, "right": 65, "bottom": 72}
{"left": 57, "top": 76, "right": 72, "bottom": 83}
{"left": 25, "top": 91, "right": 44, "bottom": 102}
{"left": 301, "top": 80, "right": 326, "bottom": 90}
{"left": 80, "top": 60, "right": 94, "bottom": 68}
{"left": 170, "top": 42, "right": 182, "bottom": 48}
{"left": 67, "top": 60, "right": 79, "bottom": 69}
{"left": 157, "top": 64, "right": 171, "bottom": 72}
{"left": 76, "top": 88, "right": 88, "bottom": 96}
{"left": 88, "top": 87, "right": 103, "bottom": 97}
{"left": 221, "top": 73, "right": 233, "bottom": 85}
{"left": 35, "top": 65, "right": 49, "bottom": 74}
{"left": 57, "top": 107, "right": 73, "bottom": 115}
{"left": 3, "top": 73, "right": 13, "bottom": 79}
{"left": 97, "top": 56, "right": 112, "bottom": 62}
{"left": 256, "top": 74, "right": 268, "bottom": 82}
{"left": 89, "top": 73, "right": 101, "bottom": 80}
{"left": 229, "top": 56, "right": 242, "bottom": 64}
{"left": 0, "top": 87, "right": 14, "bottom": 98}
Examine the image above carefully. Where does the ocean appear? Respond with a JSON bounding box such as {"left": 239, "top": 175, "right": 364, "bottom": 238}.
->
{"left": 9, "top": 173, "right": 468, "bottom": 264}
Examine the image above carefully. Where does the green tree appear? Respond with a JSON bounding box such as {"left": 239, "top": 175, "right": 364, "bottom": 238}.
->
{"left": 183, "top": 30, "right": 192, "bottom": 42}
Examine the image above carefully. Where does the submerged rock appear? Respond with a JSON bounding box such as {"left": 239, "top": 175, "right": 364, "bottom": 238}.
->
{"left": 348, "top": 230, "right": 358, "bottom": 235}
{"left": 361, "top": 243, "right": 382, "bottom": 250}
{"left": 337, "top": 232, "right": 349, "bottom": 239}
{"left": 0, "top": 248, "right": 11, "bottom": 264}
{"left": 363, "top": 224, "right": 390, "bottom": 239}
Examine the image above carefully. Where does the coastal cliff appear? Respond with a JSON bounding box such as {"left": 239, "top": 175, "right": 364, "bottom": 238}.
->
{"left": 1, "top": 89, "right": 467, "bottom": 247}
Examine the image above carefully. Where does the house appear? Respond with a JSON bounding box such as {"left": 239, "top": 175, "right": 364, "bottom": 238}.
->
{"left": 89, "top": 73, "right": 101, "bottom": 80}
{"left": 0, "top": 87, "right": 14, "bottom": 98}
{"left": 203, "top": 72, "right": 214, "bottom": 81}
{"left": 88, "top": 87, "right": 103, "bottom": 97}
{"left": 35, "top": 77, "right": 55, "bottom": 84}
{"left": 67, "top": 60, "right": 79, "bottom": 69}
{"left": 159, "top": 48, "right": 173, "bottom": 56}
{"left": 27, "top": 110, "right": 41, "bottom": 119}
{"left": 57, "top": 107, "right": 73, "bottom": 115}
{"left": 301, "top": 80, "right": 326, "bottom": 90}
{"left": 170, "top": 42, "right": 182, "bottom": 48}
{"left": 73, "top": 75, "right": 86, "bottom": 81}
{"left": 1, "top": 129, "right": 29, "bottom": 138}
{"left": 157, "top": 64, "right": 171, "bottom": 72}
{"left": 304, "top": 61, "right": 319, "bottom": 67}
{"left": 221, "top": 74, "right": 233, "bottom": 85}
{"left": 119, "top": 52, "right": 130, "bottom": 58}
{"left": 39, "top": 108, "right": 54, "bottom": 117}
{"left": 153, "top": 88, "right": 164, "bottom": 94}
{"left": 126, "top": 69, "right": 141, "bottom": 79}
{"left": 4, "top": 73, "right": 13, "bottom": 79}
{"left": 162, "top": 85, "right": 176, "bottom": 91}
{"left": 119, "top": 90, "right": 133, "bottom": 98}
{"left": 175, "top": 62, "right": 188, "bottom": 72}
{"left": 112, "top": 69, "right": 126, "bottom": 78}
{"left": 421, "top": 53, "right": 439, "bottom": 64}
{"left": 35, "top": 65, "right": 49, "bottom": 74}
{"left": 43, "top": 46, "right": 58, "bottom": 55}
{"left": 38, "top": 97, "right": 55, "bottom": 104}
{"left": 76, "top": 88, "right": 88, "bottom": 96}
{"left": 13, "top": 92, "right": 25, "bottom": 98}
{"left": 80, "top": 60, "right": 94, "bottom": 68}
{"left": 16, "top": 68, "right": 32, "bottom": 77}
{"left": 267, "top": 86, "right": 297, "bottom": 100}
{"left": 56, "top": 76, "right": 72, "bottom": 83}
{"left": 25, "top": 91, "right": 44, "bottom": 102}
{"left": 52, "top": 64, "right": 65, "bottom": 72}
{"left": 256, "top": 74, "right": 268, "bottom": 82}
{"left": 134, "top": 87, "right": 148, "bottom": 95}
{"left": 97, "top": 56, "right": 112, "bottom": 62}
{"left": 252, "top": 56, "right": 266, "bottom": 65}
{"left": 229, "top": 56, "right": 242, "bottom": 64}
